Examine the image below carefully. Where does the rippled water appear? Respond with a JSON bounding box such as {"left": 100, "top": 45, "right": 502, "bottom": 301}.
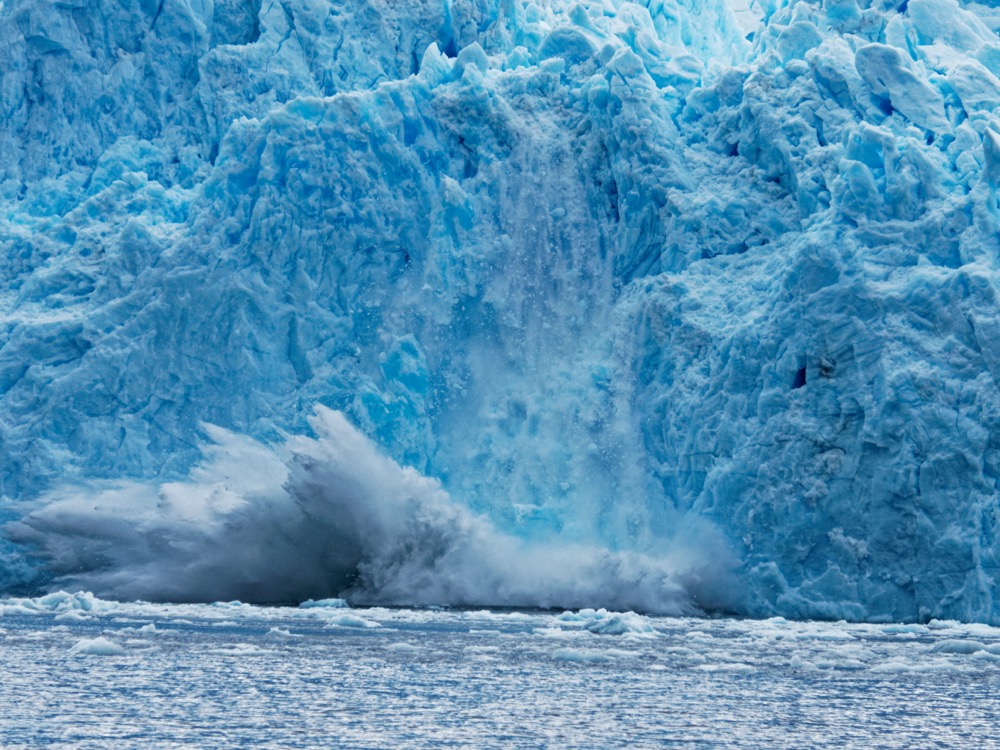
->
{"left": 1, "top": 594, "right": 998, "bottom": 748}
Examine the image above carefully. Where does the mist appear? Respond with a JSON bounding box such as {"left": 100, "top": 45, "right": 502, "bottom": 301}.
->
{"left": 6, "top": 408, "right": 743, "bottom": 614}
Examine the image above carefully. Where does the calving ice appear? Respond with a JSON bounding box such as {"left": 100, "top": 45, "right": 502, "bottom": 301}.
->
{"left": 0, "top": 0, "right": 998, "bottom": 624}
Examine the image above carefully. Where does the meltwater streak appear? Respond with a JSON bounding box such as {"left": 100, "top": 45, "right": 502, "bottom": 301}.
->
{"left": 6, "top": 408, "right": 742, "bottom": 614}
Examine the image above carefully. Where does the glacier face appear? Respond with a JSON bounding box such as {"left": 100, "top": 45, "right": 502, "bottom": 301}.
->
{"left": 2, "top": 0, "right": 1000, "bottom": 623}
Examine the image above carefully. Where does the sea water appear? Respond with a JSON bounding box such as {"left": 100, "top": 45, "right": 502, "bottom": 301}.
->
{"left": 1, "top": 594, "right": 998, "bottom": 749}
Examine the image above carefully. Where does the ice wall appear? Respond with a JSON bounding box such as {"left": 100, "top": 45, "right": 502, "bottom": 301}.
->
{"left": 1, "top": 0, "right": 999, "bottom": 622}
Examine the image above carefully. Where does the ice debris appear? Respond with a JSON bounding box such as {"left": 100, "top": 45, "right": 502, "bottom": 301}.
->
{"left": 299, "top": 599, "right": 350, "bottom": 610}
{"left": 69, "top": 637, "right": 127, "bottom": 656}
{"left": 559, "top": 608, "right": 656, "bottom": 635}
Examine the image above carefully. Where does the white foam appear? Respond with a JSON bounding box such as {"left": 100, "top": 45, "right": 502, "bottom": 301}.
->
{"left": 15, "top": 408, "right": 740, "bottom": 615}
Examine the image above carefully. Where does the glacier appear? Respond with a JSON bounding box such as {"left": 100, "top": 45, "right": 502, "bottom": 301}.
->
{"left": 1, "top": 0, "right": 1000, "bottom": 623}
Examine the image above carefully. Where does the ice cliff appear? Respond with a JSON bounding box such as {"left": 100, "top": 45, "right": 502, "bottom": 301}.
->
{"left": 2, "top": 0, "right": 1000, "bottom": 623}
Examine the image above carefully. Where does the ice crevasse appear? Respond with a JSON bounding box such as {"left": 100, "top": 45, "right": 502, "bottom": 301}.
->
{"left": 1, "top": 0, "right": 1000, "bottom": 623}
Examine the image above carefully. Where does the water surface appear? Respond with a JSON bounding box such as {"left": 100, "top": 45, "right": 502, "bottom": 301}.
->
{"left": 1, "top": 594, "right": 997, "bottom": 748}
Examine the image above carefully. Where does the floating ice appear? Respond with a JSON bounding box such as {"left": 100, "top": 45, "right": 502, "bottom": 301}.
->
{"left": 0, "top": 591, "right": 111, "bottom": 615}
{"left": 869, "top": 659, "right": 964, "bottom": 674}
{"left": 324, "top": 614, "right": 381, "bottom": 630}
{"left": 930, "top": 639, "right": 1000, "bottom": 655}
{"left": 299, "top": 599, "right": 349, "bottom": 610}
{"left": 0, "top": 603, "right": 995, "bottom": 748}
{"left": 266, "top": 627, "right": 299, "bottom": 638}
{"left": 53, "top": 611, "right": 90, "bottom": 623}
{"left": 558, "top": 608, "right": 656, "bottom": 635}
{"left": 69, "top": 637, "right": 127, "bottom": 656}
{"left": 552, "top": 648, "right": 614, "bottom": 663}
{"left": 211, "top": 644, "right": 272, "bottom": 656}
{"left": 387, "top": 642, "right": 423, "bottom": 652}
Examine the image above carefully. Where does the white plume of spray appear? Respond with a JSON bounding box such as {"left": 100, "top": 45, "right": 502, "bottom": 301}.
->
{"left": 7, "top": 408, "right": 743, "bottom": 613}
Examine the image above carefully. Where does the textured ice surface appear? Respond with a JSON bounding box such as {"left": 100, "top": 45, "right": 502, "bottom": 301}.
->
{"left": 2, "top": 0, "right": 1000, "bottom": 623}
{"left": 2, "top": 596, "right": 1000, "bottom": 748}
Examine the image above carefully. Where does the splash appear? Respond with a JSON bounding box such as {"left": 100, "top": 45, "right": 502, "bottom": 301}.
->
{"left": 6, "top": 408, "right": 742, "bottom": 614}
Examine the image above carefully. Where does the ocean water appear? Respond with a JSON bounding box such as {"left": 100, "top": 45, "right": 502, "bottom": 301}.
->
{"left": 1, "top": 595, "right": 998, "bottom": 749}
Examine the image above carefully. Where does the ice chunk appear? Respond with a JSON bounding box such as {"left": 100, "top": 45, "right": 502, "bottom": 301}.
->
{"left": 211, "top": 644, "right": 271, "bottom": 656}
{"left": 69, "top": 637, "right": 127, "bottom": 656}
{"left": 908, "top": 0, "right": 995, "bottom": 49}
{"left": 930, "top": 639, "right": 1000, "bottom": 655}
{"left": 53, "top": 611, "right": 90, "bottom": 623}
{"left": 552, "top": 648, "right": 613, "bottom": 663}
{"left": 854, "top": 44, "right": 949, "bottom": 133}
{"left": 0, "top": 591, "right": 114, "bottom": 615}
{"left": 265, "top": 627, "right": 299, "bottom": 638}
{"left": 299, "top": 599, "right": 349, "bottom": 610}
{"left": 558, "top": 608, "right": 655, "bottom": 635}
{"left": 585, "top": 612, "right": 655, "bottom": 636}
{"left": 387, "top": 642, "right": 422, "bottom": 652}
{"left": 323, "top": 614, "right": 381, "bottom": 630}
{"left": 870, "top": 659, "right": 964, "bottom": 674}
